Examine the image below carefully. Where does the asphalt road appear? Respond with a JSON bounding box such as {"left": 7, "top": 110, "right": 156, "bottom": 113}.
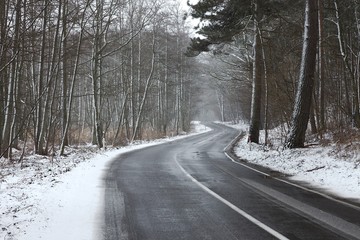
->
{"left": 103, "top": 123, "right": 360, "bottom": 240}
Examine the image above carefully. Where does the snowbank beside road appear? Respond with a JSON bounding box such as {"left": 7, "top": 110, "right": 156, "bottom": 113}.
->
{"left": 222, "top": 121, "right": 360, "bottom": 203}
{"left": 0, "top": 122, "right": 211, "bottom": 240}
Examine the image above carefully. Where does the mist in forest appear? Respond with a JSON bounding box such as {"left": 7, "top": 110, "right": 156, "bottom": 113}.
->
{"left": 193, "top": 74, "right": 221, "bottom": 122}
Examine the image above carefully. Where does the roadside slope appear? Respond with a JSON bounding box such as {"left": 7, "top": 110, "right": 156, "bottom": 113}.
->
{"left": 222, "top": 121, "right": 360, "bottom": 204}
{"left": 0, "top": 122, "right": 210, "bottom": 240}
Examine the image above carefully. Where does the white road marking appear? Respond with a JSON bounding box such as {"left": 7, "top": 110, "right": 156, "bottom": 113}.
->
{"left": 214, "top": 163, "right": 360, "bottom": 239}
{"left": 175, "top": 159, "right": 289, "bottom": 240}
{"left": 224, "top": 151, "right": 271, "bottom": 177}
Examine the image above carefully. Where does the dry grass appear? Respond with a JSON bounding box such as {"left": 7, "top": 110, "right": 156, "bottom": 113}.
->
{"left": 332, "top": 128, "right": 360, "bottom": 145}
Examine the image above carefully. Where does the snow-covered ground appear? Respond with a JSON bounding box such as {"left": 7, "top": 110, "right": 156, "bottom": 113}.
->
{"left": 222, "top": 121, "right": 360, "bottom": 203}
{"left": 2, "top": 120, "right": 359, "bottom": 240}
{"left": 0, "top": 122, "right": 211, "bottom": 240}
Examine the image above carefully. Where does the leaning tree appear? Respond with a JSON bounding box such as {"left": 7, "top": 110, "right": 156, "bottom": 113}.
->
{"left": 285, "top": 0, "right": 319, "bottom": 148}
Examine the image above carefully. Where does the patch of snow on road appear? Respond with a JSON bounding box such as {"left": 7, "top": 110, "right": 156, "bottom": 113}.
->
{"left": 0, "top": 121, "right": 210, "bottom": 240}
{"left": 222, "top": 122, "right": 360, "bottom": 202}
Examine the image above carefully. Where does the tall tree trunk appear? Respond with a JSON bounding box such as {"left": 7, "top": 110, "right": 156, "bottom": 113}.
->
{"left": 62, "top": 0, "right": 69, "bottom": 147}
{"left": 129, "top": 10, "right": 136, "bottom": 138}
{"left": 175, "top": 35, "right": 181, "bottom": 135}
{"left": 285, "top": 0, "right": 318, "bottom": 148}
{"left": 163, "top": 27, "right": 169, "bottom": 135}
{"left": 35, "top": 0, "right": 49, "bottom": 155}
{"left": 131, "top": 31, "right": 156, "bottom": 142}
{"left": 259, "top": 31, "right": 269, "bottom": 145}
{"left": 248, "top": 0, "right": 263, "bottom": 144}
{"left": 92, "top": 0, "right": 104, "bottom": 148}
{"left": 354, "top": 0, "right": 360, "bottom": 128}
{"left": 60, "top": 0, "right": 90, "bottom": 155}
{"left": 1, "top": 0, "right": 22, "bottom": 158}
{"left": 318, "top": 0, "right": 326, "bottom": 131}
{"left": 0, "top": 0, "right": 8, "bottom": 155}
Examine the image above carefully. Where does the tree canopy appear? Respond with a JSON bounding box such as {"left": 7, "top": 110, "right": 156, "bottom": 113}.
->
{"left": 186, "top": 0, "right": 288, "bottom": 56}
{"left": 186, "top": 0, "right": 252, "bottom": 56}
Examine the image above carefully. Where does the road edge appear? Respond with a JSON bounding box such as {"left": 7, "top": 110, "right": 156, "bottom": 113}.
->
{"left": 223, "top": 131, "right": 360, "bottom": 211}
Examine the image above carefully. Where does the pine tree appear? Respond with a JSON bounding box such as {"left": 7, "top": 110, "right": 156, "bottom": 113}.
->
{"left": 285, "top": 0, "right": 318, "bottom": 148}
{"left": 187, "top": 0, "right": 267, "bottom": 143}
{"left": 186, "top": 0, "right": 252, "bottom": 56}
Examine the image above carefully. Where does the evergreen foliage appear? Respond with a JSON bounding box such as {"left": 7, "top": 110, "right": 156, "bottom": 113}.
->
{"left": 186, "top": 0, "right": 252, "bottom": 56}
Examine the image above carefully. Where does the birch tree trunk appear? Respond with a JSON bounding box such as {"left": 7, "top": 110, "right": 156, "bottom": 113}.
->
{"left": 131, "top": 30, "right": 156, "bottom": 142}
{"left": 248, "top": 0, "right": 263, "bottom": 144}
{"left": 260, "top": 33, "right": 268, "bottom": 146}
{"left": 35, "top": 0, "right": 49, "bottom": 155}
{"left": 91, "top": 0, "right": 106, "bottom": 148}
{"left": 1, "top": 0, "right": 21, "bottom": 158}
{"left": 163, "top": 27, "right": 169, "bottom": 135}
{"left": 60, "top": 0, "right": 90, "bottom": 155}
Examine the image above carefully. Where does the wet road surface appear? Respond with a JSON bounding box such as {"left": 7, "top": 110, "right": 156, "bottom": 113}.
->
{"left": 103, "top": 123, "right": 360, "bottom": 240}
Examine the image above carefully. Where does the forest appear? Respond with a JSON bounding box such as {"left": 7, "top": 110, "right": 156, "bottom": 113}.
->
{"left": 188, "top": 0, "right": 360, "bottom": 148}
{"left": 0, "top": 0, "right": 200, "bottom": 160}
{"left": 1, "top": 0, "right": 360, "bottom": 160}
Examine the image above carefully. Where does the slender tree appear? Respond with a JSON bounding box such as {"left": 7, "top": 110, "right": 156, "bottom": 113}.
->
{"left": 0, "top": 0, "right": 7, "bottom": 155}
{"left": 318, "top": 0, "right": 326, "bottom": 131}
{"left": 60, "top": 0, "right": 91, "bottom": 155}
{"left": 248, "top": 0, "right": 263, "bottom": 143}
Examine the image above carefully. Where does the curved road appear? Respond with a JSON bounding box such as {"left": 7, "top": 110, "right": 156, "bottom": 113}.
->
{"left": 103, "top": 123, "right": 360, "bottom": 240}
